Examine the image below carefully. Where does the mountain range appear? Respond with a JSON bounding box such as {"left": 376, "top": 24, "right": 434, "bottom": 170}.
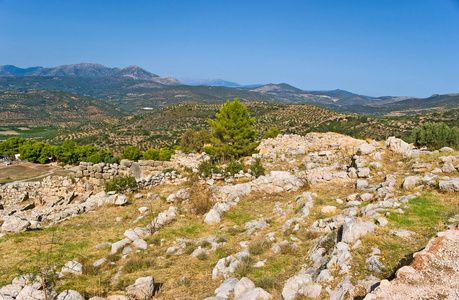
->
{"left": 0, "top": 63, "right": 181, "bottom": 85}
{"left": 1, "top": 63, "right": 458, "bottom": 117}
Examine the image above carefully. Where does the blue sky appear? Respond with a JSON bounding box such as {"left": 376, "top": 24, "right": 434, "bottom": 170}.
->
{"left": 0, "top": 0, "right": 458, "bottom": 97}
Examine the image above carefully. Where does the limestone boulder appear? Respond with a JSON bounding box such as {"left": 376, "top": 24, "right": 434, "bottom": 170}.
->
{"left": 126, "top": 276, "right": 155, "bottom": 300}
{"left": 1, "top": 216, "right": 30, "bottom": 233}
{"left": 341, "top": 217, "right": 376, "bottom": 244}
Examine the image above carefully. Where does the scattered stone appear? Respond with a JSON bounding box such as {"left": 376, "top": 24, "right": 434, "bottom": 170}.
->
{"left": 440, "top": 147, "right": 454, "bottom": 152}
{"left": 389, "top": 229, "right": 415, "bottom": 238}
{"left": 61, "top": 261, "right": 83, "bottom": 276}
{"left": 133, "top": 239, "right": 148, "bottom": 250}
{"left": 282, "top": 273, "right": 312, "bottom": 300}
{"left": 321, "top": 206, "right": 337, "bottom": 214}
{"left": 126, "top": 276, "right": 155, "bottom": 300}
{"left": 111, "top": 238, "right": 131, "bottom": 254}
{"left": 57, "top": 290, "right": 85, "bottom": 300}
{"left": 356, "top": 179, "right": 368, "bottom": 189}
{"left": 234, "top": 288, "right": 272, "bottom": 300}
{"left": 377, "top": 217, "right": 388, "bottom": 226}
{"left": 204, "top": 208, "right": 222, "bottom": 224}
{"left": 234, "top": 277, "right": 256, "bottom": 298}
{"left": 341, "top": 217, "right": 376, "bottom": 244}
{"left": 93, "top": 258, "right": 107, "bottom": 267}
{"left": 358, "top": 144, "right": 376, "bottom": 155}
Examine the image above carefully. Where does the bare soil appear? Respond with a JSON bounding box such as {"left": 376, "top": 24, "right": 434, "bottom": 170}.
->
{"left": 0, "top": 161, "right": 71, "bottom": 184}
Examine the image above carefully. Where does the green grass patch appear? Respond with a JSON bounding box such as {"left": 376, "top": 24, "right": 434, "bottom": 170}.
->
{"left": 387, "top": 195, "right": 453, "bottom": 235}
{"left": 225, "top": 211, "right": 253, "bottom": 225}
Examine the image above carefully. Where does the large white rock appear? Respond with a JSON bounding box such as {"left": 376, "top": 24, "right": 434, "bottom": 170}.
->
{"left": 16, "top": 285, "right": 57, "bottom": 300}
{"left": 212, "top": 255, "right": 240, "bottom": 279}
{"left": 234, "top": 288, "right": 272, "bottom": 300}
{"left": 1, "top": 216, "right": 30, "bottom": 233}
{"left": 282, "top": 273, "right": 312, "bottom": 300}
{"left": 57, "top": 290, "right": 85, "bottom": 300}
{"left": 111, "top": 238, "right": 131, "bottom": 254}
{"left": 439, "top": 178, "right": 459, "bottom": 192}
{"left": 126, "top": 276, "right": 155, "bottom": 299}
{"left": 0, "top": 284, "right": 23, "bottom": 298}
{"left": 341, "top": 217, "right": 376, "bottom": 244}
{"left": 204, "top": 208, "right": 222, "bottom": 224}
{"left": 234, "top": 277, "right": 256, "bottom": 298}
{"left": 132, "top": 239, "right": 148, "bottom": 250}
{"left": 124, "top": 229, "right": 140, "bottom": 241}
{"left": 385, "top": 137, "right": 411, "bottom": 154}
{"left": 215, "top": 278, "right": 239, "bottom": 298}
{"left": 358, "top": 144, "right": 375, "bottom": 155}
{"left": 402, "top": 176, "right": 421, "bottom": 190}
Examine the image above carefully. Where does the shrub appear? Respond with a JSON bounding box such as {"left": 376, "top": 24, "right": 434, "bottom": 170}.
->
{"left": 225, "top": 159, "right": 244, "bottom": 176}
{"left": 249, "top": 158, "right": 265, "bottom": 177}
{"left": 234, "top": 256, "right": 253, "bottom": 277}
{"left": 198, "top": 160, "right": 221, "bottom": 178}
{"left": 248, "top": 239, "right": 270, "bottom": 256}
{"left": 264, "top": 127, "right": 281, "bottom": 139}
{"left": 104, "top": 174, "right": 137, "bottom": 193}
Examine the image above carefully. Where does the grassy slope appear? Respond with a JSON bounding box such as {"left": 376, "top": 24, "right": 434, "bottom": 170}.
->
{"left": 0, "top": 150, "right": 457, "bottom": 299}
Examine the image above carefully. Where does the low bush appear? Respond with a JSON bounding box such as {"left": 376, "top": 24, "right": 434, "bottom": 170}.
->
{"left": 198, "top": 160, "right": 221, "bottom": 178}
{"left": 225, "top": 159, "right": 244, "bottom": 176}
{"left": 104, "top": 174, "right": 137, "bottom": 193}
{"left": 249, "top": 158, "right": 265, "bottom": 177}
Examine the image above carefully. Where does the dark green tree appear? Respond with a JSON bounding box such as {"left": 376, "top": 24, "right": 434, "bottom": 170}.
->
{"left": 412, "top": 122, "right": 459, "bottom": 150}
{"left": 207, "top": 98, "right": 258, "bottom": 160}
{"left": 121, "top": 146, "right": 142, "bottom": 161}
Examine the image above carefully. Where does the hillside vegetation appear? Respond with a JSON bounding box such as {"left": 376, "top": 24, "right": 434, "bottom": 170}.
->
{"left": 39, "top": 103, "right": 458, "bottom": 154}
{"left": 0, "top": 90, "right": 125, "bottom": 127}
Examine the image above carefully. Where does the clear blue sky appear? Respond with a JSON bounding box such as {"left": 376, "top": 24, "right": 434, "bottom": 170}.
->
{"left": 0, "top": 0, "right": 458, "bottom": 97}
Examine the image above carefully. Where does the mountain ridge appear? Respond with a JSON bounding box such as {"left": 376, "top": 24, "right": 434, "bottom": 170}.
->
{"left": 0, "top": 63, "right": 182, "bottom": 85}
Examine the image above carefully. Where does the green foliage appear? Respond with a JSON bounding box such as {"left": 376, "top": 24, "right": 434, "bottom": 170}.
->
{"left": 180, "top": 129, "right": 211, "bottom": 152}
{"left": 121, "top": 146, "right": 142, "bottom": 161}
{"left": 249, "top": 158, "right": 265, "bottom": 177}
{"left": 0, "top": 137, "right": 27, "bottom": 157}
{"left": 264, "top": 127, "right": 281, "bottom": 139}
{"left": 225, "top": 160, "right": 244, "bottom": 176}
{"left": 142, "top": 147, "right": 175, "bottom": 161}
{"left": 1, "top": 137, "right": 116, "bottom": 165}
{"left": 207, "top": 98, "right": 259, "bottom": 160}
{"left": 104, "top": 174, "right": 137, "bottom": 193}
{"left": 198, "top": 160, "right": 221, "bottom": 178}
{"left": 143, "top": 149, "right": 160, "bottom": 160}
{"left": 412, "top": 122, "right": 459, "bottom": 150}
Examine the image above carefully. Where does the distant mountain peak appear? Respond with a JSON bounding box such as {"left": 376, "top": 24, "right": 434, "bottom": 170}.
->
{"left": 0, "top": 63, "right": 181, "bottom": 85}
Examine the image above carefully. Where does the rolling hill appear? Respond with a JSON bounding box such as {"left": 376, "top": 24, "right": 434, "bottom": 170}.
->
{"left": 0, "top": 90, "right": 125, "bottom": 127}
{"left": 43, "top": 102, "right": 459, "bottom": 153}
{"left": 1, "top": 64, "right": 459, "bottom": 117}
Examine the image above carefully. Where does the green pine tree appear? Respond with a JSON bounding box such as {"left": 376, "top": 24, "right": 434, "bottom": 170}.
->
{"left": 207, "top": 98, "right": 258, "bottom": 160}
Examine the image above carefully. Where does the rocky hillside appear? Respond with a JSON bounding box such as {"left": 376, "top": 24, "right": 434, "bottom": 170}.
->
{"left": 0, "top": 133, "right": 458, "bottom": 299}
{"left": 0, "top": 90, "right": 125, "bottom": 127}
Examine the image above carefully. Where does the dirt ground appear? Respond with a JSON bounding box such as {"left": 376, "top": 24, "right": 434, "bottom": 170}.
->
{"left": 0, "top": 161, "right": 72, "bottom": 184}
